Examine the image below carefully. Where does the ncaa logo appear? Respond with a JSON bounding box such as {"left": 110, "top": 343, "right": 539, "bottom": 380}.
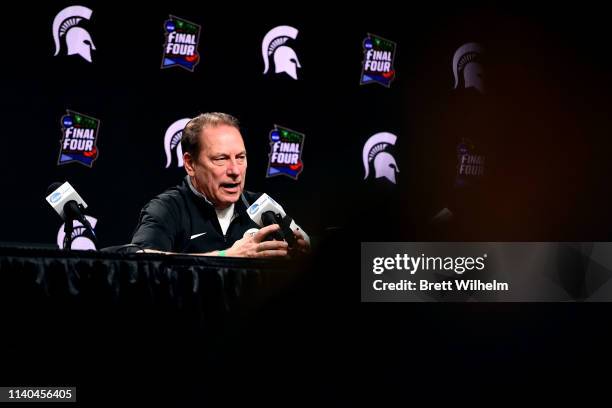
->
{"left": 50, "top": 192, "right": 62, "bottom": 203}
{"left": 248, "top": 203, "right": 259, "bottom": 215}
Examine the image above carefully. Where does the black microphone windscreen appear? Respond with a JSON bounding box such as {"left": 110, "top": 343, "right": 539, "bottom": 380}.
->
{"left": 261, "top": 211, "right": 285, "bottom": 242}
{"left": 46, "top": 182, "right": 64, "bottom": 196}
{"left": 261, "top": 211, "right": 277, "bottom": 226}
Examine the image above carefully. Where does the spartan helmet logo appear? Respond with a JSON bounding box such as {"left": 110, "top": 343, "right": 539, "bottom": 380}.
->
{"left": 262, "top": 25, "right": 301, "bottom": 80}
{"left": 452, "top": 42, "right": 484, "bottom": 93}
{"left": 164, "top": 118, "right": 190, "bottom": 168}
{"left": 52, "top": 5, "right": 96, "bottom": 63}
{"left": 57, "top": 215, "right": 97, "bottom": 250}
{"left": 362, "top": 132, "right": 399, "bottom": 184}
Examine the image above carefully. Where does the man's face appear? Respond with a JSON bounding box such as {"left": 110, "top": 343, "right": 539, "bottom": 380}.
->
{"left": 185, "top": 125, "right": 247, "bottom": 209}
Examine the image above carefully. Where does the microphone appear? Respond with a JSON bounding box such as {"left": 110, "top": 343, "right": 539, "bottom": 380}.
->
{"left": 261, "top": 210, "right": 288, "bottom": 242}
{"left": 45, "top": 181, "right": 97, "bottom": 248}
{"left": 246, "top": 194, "right": 310, "bottom": 247}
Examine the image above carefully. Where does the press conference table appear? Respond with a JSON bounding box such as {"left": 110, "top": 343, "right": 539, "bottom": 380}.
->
{"left": 0, "top": 246, "right": 302, "bottom": 313}
{"left": 0, "top": 246, "right": 310, "bottom": 404}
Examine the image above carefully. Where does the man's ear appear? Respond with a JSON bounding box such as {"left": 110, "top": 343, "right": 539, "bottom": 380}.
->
{"left": 183, "top": 152, "right": 195, "bottom": 176}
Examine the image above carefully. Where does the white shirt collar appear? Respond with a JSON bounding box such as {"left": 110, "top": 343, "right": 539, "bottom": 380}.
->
{"left": 186, "top": 176, "right": 237, "bottom": 234}
{"left": 215, "top": 204, "right": 236, "bottom": 235}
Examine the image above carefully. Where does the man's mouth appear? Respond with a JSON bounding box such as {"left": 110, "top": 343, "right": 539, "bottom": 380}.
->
{"left": 221, "top": 182, "right": 240, "bottom": 192}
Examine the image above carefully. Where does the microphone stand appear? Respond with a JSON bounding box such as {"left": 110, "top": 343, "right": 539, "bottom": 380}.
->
{"left": 62, "top": 217, "right": 74, "bottom": 250}
{"left": 62, "top": 203, "right": 97, "bottom": 250}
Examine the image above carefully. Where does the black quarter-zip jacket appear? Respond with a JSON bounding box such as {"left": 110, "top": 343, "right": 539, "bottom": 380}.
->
{"left": 131, "top": 177, "right": 262, "bottom": 253}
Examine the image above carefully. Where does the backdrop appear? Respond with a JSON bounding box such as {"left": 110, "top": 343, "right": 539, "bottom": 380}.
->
{"left": 1, "top": 3, "right": 611, "bottom": 248}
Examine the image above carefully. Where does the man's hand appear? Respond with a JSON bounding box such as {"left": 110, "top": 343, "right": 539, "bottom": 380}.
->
{"left": 291, "top": 229, "right": 311, "bottom": 255}
{"left": 226, "top": 224, "right": 289, "bottom": 258}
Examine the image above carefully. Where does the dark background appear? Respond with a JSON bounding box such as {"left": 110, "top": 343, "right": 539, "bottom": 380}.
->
{"left": 2, "top": 3, "right": 610, "bottom": 246}
{"left": 1, "top": 1, "right": 612, "bottom": 404}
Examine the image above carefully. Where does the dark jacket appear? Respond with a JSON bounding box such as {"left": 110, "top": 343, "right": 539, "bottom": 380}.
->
{"left": 131, "top": 177, "right": 262, "bottom": 253}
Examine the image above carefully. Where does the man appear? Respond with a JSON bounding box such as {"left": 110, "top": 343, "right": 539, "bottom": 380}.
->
{"left": 131, "top": 112, "right": 309, "bottom": 258}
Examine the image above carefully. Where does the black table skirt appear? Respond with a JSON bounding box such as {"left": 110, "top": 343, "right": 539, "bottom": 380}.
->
{"left": 0, "top": 247, "right": 317, "bottom": 405}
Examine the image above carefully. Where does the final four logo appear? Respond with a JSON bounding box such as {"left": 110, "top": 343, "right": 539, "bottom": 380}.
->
{"left": 58, "top": 110, "right": 100, "bottom": 167}
{"left": 360, "top": 34, "right": 396, "bottom": 87}
{"left": 161, "top": 15, "right": 201, "bottom": 71}
{"left": 455, "top": 138, "right": 485, "bottom": 187}
{"left": 266, "top": 126, "right": 305, "bottom": 180}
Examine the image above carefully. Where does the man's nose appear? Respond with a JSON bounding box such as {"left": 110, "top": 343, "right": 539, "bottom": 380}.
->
{"left": 227, "top": 159, "right": 240, "bottom": 176}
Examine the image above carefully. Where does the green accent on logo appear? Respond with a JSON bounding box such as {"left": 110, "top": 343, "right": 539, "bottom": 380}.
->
{"left": 71, "top": 112, "right": 99, "bottom": 129}
{"left": 370, "top": 34, "right": 395, "bottom": 52}
{"left": 173, "top": 17, "right": 199, "bottom": 34}
{"left": 278, "top": 129, "right": 303, "bottom": 143}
